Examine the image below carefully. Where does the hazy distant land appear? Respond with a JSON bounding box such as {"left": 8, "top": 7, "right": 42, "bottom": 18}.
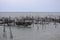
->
{"left": 0, "top": 12, "right": 60, "bottom": 17}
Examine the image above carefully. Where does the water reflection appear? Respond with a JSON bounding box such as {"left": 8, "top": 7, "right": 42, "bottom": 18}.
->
{"left": 0, "top": 23, "right": 60, "bottom": 40}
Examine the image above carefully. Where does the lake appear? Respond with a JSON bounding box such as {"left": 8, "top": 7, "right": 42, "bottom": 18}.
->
{"left": 0, "top": 23, "right": 60, "bottom": 40}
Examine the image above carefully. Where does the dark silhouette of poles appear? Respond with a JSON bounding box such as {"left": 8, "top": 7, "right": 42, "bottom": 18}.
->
{"left": 8, "top": 16, "right": 13, "bottom": 39}
{"left": 32, "top": 16, "right": 34, "bottom": 27}
{"left": 41, "top": 18, "right": 46, "bottom": 30}
{"left": 2, "top": 17, "right": 7, "bottom": 38}
{"left": 54, "top": 17, "right": 57, "bottom": 28}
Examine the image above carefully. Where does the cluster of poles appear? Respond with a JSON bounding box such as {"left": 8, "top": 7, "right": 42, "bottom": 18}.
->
{"left": 0, "top": 15, "right": 60, "bottom": 39}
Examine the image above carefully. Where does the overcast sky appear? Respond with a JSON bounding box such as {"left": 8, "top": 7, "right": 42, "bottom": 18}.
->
{"left": 0, "top": 0, "right": 60, "bottom": 12}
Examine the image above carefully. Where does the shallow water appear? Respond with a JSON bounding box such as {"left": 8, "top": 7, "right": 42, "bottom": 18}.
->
{"left": 0, "top": 23, "right": 60, "bottom": 40}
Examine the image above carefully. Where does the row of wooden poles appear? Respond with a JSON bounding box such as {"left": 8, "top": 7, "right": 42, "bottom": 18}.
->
{"left": 0, "top": 16, "right": 60, "bottom": 39}
{"left": 2, "top": 17, "right": 13, "bottom": 39}
{"left": 3, "top": 23, "right": 13, "bottom": 39}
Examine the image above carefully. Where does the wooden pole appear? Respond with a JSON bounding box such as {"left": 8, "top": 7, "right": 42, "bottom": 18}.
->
{"left": 8, "top": 16, "right": 13, "bottom": 39}
{"left": 55, "top": 17, "right": 57, "bottom": 28}
{"left": 3, "top": 24, "right": 6, "bottom": 37}
{"left": 9, "top": 25, "right": 13, "bottom": 39}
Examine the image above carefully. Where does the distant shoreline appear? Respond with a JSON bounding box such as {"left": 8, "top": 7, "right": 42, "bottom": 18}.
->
{"left": 0, "top": 12, "right": 60, "bottom": 17}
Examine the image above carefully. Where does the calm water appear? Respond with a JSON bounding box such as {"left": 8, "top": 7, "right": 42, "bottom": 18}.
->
{"left": 0, "top": 23, "right": 60, "bottom": 40}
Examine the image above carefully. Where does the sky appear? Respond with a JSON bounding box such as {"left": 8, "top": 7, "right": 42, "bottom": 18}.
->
{"left": 0, "top": 0, "right": 60, "bottom": 12}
